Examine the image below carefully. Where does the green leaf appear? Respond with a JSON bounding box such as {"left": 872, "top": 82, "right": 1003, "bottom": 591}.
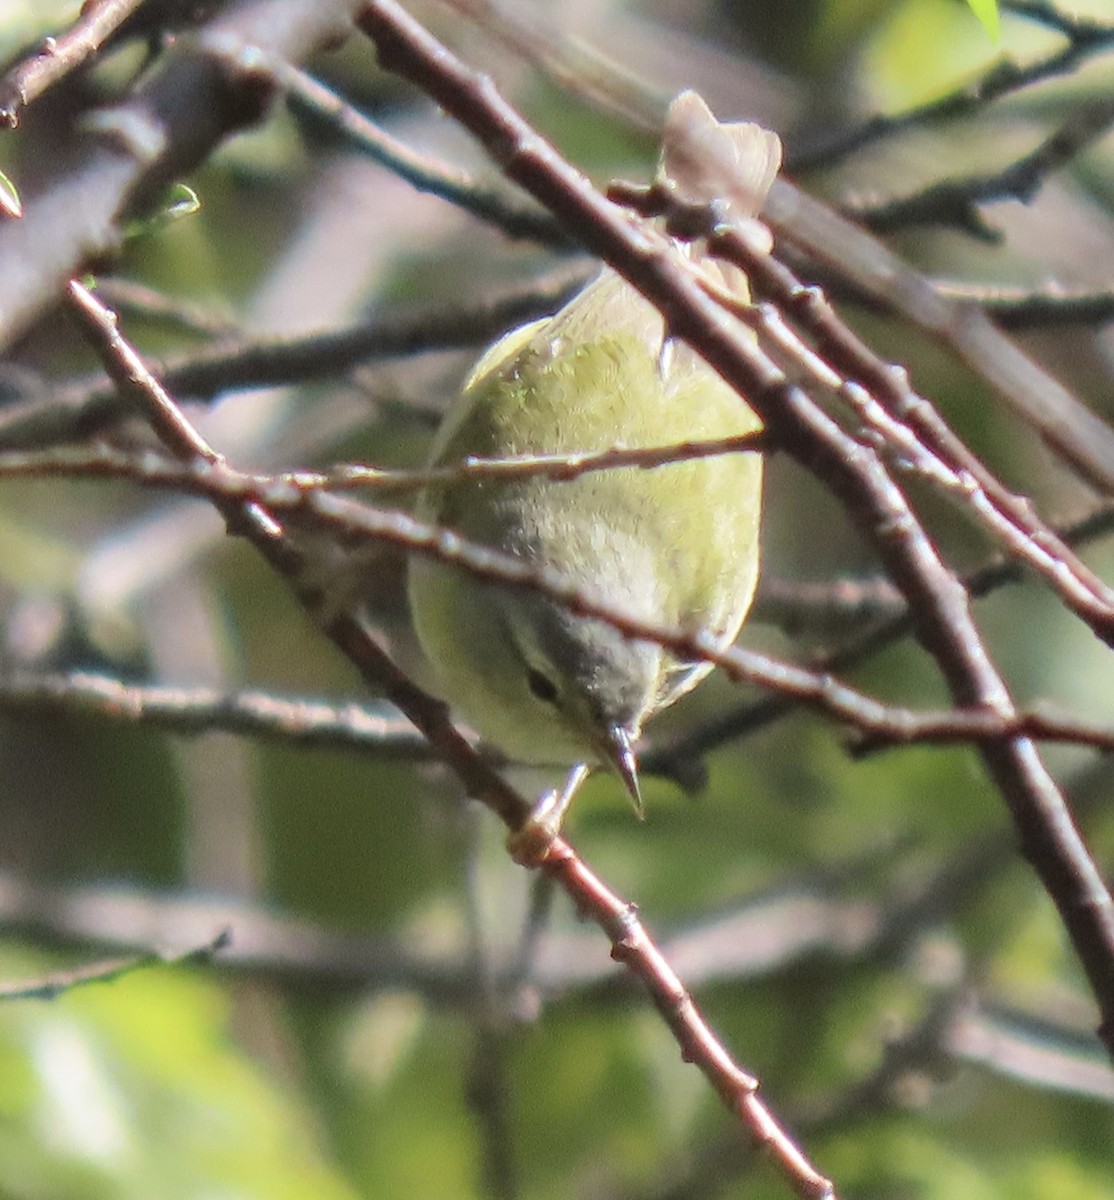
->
{"left": 965, "top": 0, "right": 1000, "bottom": 39}
{"left": 160, "top": 183, "right": 201, "bottom": 222}
{"left": 0, "top": 167, "right": 21, "bottom": 218}
{"left": 123, "top": 184, "right": 201, "bottom": 241}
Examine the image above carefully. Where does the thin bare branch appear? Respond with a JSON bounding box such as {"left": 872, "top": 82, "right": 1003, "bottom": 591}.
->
{"left": 851, "top": 100, "right": 1114, "bottom": 238}
{"left": 0, "top": 671, "right": 434, "bottom": 758}
{"left": 762, "top": 189, "right": 1114, "bottom": 496}
{"left": 280, "top": 62, "right": 569, "bottom": 247}
{"left": 0, "top": 930, "right": 230, "bottom": 1002}
{"left": 650, "top": 497, "right": 1114, "bottom": 771}
{"left": 0, "top": 433, "right": 766, "bottom": 495}
{"left": 941, "top": 282, "right": 1114, "bottom": 329}
{"left": 0, "top": 0, "right": 146, "bottom": 128}
{"left": 93, "top": 278, "right": 241, "bottom": 337}
{"left": 0, "top": 270, "right": 587, "bottom": 448}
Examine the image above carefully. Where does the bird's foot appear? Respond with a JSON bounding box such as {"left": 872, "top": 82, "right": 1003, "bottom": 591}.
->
{"left": 506, "top": 763, "right": 590, "bottom": 866}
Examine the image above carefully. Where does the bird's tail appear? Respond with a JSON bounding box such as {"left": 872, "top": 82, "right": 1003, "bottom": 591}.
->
{"left": 656, "top": 91, "right": 782, "bottom": 299}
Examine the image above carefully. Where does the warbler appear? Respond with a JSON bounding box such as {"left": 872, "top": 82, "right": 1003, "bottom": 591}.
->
{"left": 408, "top": 92, "right": 780, "bottom": 838}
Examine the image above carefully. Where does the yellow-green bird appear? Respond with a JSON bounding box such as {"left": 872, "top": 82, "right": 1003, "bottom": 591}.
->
{"left": 408, "top": 92, "right": 780, "bottom": 838}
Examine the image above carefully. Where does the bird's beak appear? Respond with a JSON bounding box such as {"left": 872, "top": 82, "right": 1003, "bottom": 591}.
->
{"left": 601, "top": 725, "right": 643, "bottom": 819}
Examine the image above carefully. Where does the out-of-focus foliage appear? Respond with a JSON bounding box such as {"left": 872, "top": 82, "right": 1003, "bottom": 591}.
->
{"left": 965, "top": 0, "right": 1000, "bottom": 41}
{"left": 0, "top": 1, "right": 1111, "bottom": 1199}
{"left": 0, "top": 949, "right": 358, "bottom": 1199}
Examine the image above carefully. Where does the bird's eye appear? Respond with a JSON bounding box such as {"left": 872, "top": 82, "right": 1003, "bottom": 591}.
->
{"left": 526, "top": 667, "right": 559, "bottom": 704}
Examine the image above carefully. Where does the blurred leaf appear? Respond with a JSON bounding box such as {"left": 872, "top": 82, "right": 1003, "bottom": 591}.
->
{"left": 0, "top": 949, "right": 358, "bottom": 1200}
{"left": 864, "top": 0, "right": 1002, "bottom": 108}
{"left": 965, "top": 0, "right": 1000, "bottom": 40}
{"left": 0, "top": 166, "right": 21, "bottom": 218}
{"left": 122, "top": 184, "right": 202, "bottom": 243}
